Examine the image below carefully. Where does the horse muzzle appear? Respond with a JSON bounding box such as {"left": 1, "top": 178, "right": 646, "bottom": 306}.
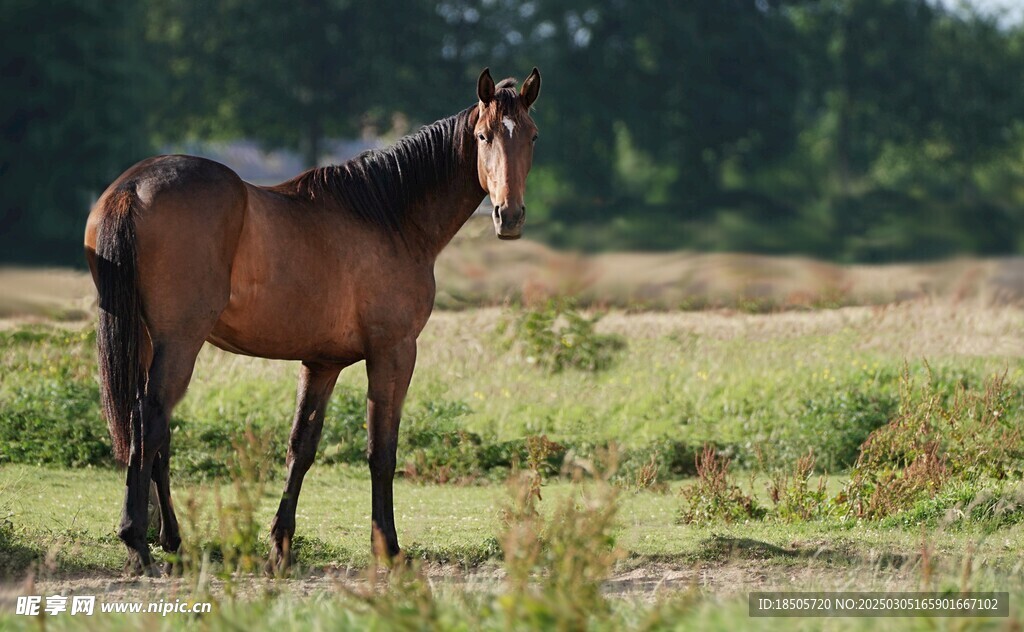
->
{"left": 493, "top": 203, "right": 525, "bottom": 240}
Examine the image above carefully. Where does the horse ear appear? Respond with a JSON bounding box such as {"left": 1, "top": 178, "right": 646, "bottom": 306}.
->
{"left": 520, "top": 67, "right": 541, "bottom": 108}
{"left": 477, "top": 68, "right": 495, "bottom": 104}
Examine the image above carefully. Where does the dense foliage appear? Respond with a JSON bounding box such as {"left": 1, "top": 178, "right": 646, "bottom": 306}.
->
{"left": 3, "top": 1, "right": 1024, "bottom": 263}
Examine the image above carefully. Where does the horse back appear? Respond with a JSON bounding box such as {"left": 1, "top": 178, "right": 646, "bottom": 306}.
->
{"left": 87, "top": 154, "right": 247, "bottom": 251}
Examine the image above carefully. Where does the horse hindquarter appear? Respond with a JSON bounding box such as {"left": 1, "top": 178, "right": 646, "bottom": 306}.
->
{"left": 85, "top": 155, "right": 247, "bottom": 571}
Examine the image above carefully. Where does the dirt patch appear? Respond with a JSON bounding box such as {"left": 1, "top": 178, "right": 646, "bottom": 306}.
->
{"left": 0, "top": 555, "right": 922, "bottom": 609}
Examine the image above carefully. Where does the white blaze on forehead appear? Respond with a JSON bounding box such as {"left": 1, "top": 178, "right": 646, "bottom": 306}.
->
{"left": 501, "top": 116, "right": 516, "bottom": 138}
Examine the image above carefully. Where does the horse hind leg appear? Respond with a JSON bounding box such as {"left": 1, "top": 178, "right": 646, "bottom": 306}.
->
{"left": 119, "top": 334, "right": 207, "bottom": 575}
{"left": 96, "top": 164, "right": 242, "bottom": 574}
{"left": 145, "top": 319, "right": 181, "bottom": 573}
{"left": 151, "top": 448, "right": 181, "bottom": 573}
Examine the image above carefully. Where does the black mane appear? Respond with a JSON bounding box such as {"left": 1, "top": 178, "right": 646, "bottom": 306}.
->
{"left": 271, "top": 108, "right": 475, "bottom": 233}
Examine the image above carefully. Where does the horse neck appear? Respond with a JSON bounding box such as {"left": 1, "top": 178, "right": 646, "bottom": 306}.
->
{"left": 404, "top": 136, "right": 485, "bottom": 261}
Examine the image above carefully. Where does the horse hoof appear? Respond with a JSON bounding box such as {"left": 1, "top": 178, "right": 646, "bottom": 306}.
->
{"left": 264, "top": 553, "right": 291, "bottom": 578}
{"left": 124, "top": 557, "right": 160, "bottom": 578}
{"left": 162, "top": 560, "right": 182, "bottom": 577}
{"left": 388, "top": 550, "right": 409, "bottom": 570}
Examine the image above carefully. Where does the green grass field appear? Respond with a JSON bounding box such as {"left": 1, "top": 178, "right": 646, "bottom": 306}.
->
{"left": 6, "top": 463, "right": 1022, "bottom": 572}
{"left": 3, "top": 299, "right": 1024, "bottom": 629}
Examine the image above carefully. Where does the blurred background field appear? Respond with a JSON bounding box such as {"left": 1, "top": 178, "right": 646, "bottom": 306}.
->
{"left": 10, "top": 220, "right": 1024, "bottom": 319}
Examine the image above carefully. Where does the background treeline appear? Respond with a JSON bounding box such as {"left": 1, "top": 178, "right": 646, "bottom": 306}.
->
{"left": 2, "top": 0, "right": 1023, "bottom": 264}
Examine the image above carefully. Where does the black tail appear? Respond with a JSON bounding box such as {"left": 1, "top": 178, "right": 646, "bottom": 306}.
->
{"left": 95, "top": 188, "right": 142, "bottom": 465}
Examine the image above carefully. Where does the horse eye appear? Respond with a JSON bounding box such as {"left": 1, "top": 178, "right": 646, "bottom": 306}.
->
{"left": 478, "top": 133, "right": 489, "bottom": 143}
{"left": 532, "top": 134, "right": 538, "bottom": 143}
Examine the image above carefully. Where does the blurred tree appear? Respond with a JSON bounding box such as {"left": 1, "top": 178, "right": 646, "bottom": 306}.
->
{"left": 3, "top": 0, "right": 1024, "bottom": 263}
{"left": 146, "top": 0, "right": 456, "bottom": 167}
{"left": 786, "top": 0, "right": 1024, "bottom": 259}
{"left": 0, "top": 0, "right": 150, "bottom": 264}
{"left": 792, "top": 0, "right": 939, "bottom": 187}
{"left": 441, "top": 1, "right": 801, "bottom": 216}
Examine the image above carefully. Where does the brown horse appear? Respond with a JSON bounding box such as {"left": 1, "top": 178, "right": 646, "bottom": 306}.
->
{"left": 84, "top": 68, "right": 541, "bottom": 574}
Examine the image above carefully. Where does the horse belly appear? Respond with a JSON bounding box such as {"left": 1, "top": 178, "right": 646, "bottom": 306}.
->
{"left": 208, "top": 277, "right": 365, "bottom": 363}
{"left": 206, "top": 240, "right": 368, "bottom": 362}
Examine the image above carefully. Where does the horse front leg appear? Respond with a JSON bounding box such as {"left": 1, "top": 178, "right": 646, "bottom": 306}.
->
{"left": 366, "top": 339, "right": 416, "bottom": 560}
{"left": 267, "top": 362, "right": 342, "bottom": 575}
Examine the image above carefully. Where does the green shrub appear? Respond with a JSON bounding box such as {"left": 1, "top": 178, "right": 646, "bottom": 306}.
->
{"left": 0, "top": 379, "right": 111, "bottom": 467}
{"left": 402, "top": 398, "right": 489, "bottom": 484}
{"left": 172, "top": 384, "right": 366, "bottom": 478}
{"left": 403, "top": 430, "right": 486, "bottom": 484}
{"left": 881, "top": 481, "right": 1024, "bottom": 532}
{"left": 843, "top": 368, "right": 1024, "bottom": 520}
{"left": 318, "top": 387, "right": 374, "bottom": 465}
{"left": 767, "top": 452, "right": 834, "bottom": 522}
{"left": 497, "top": 300, "right": 626, "bottom": 373}
{"left": 766, "top": 369, "right": 898, "bottom": 472}
{"left": 678, "top": 445, "right": 765, "bottom": 524}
